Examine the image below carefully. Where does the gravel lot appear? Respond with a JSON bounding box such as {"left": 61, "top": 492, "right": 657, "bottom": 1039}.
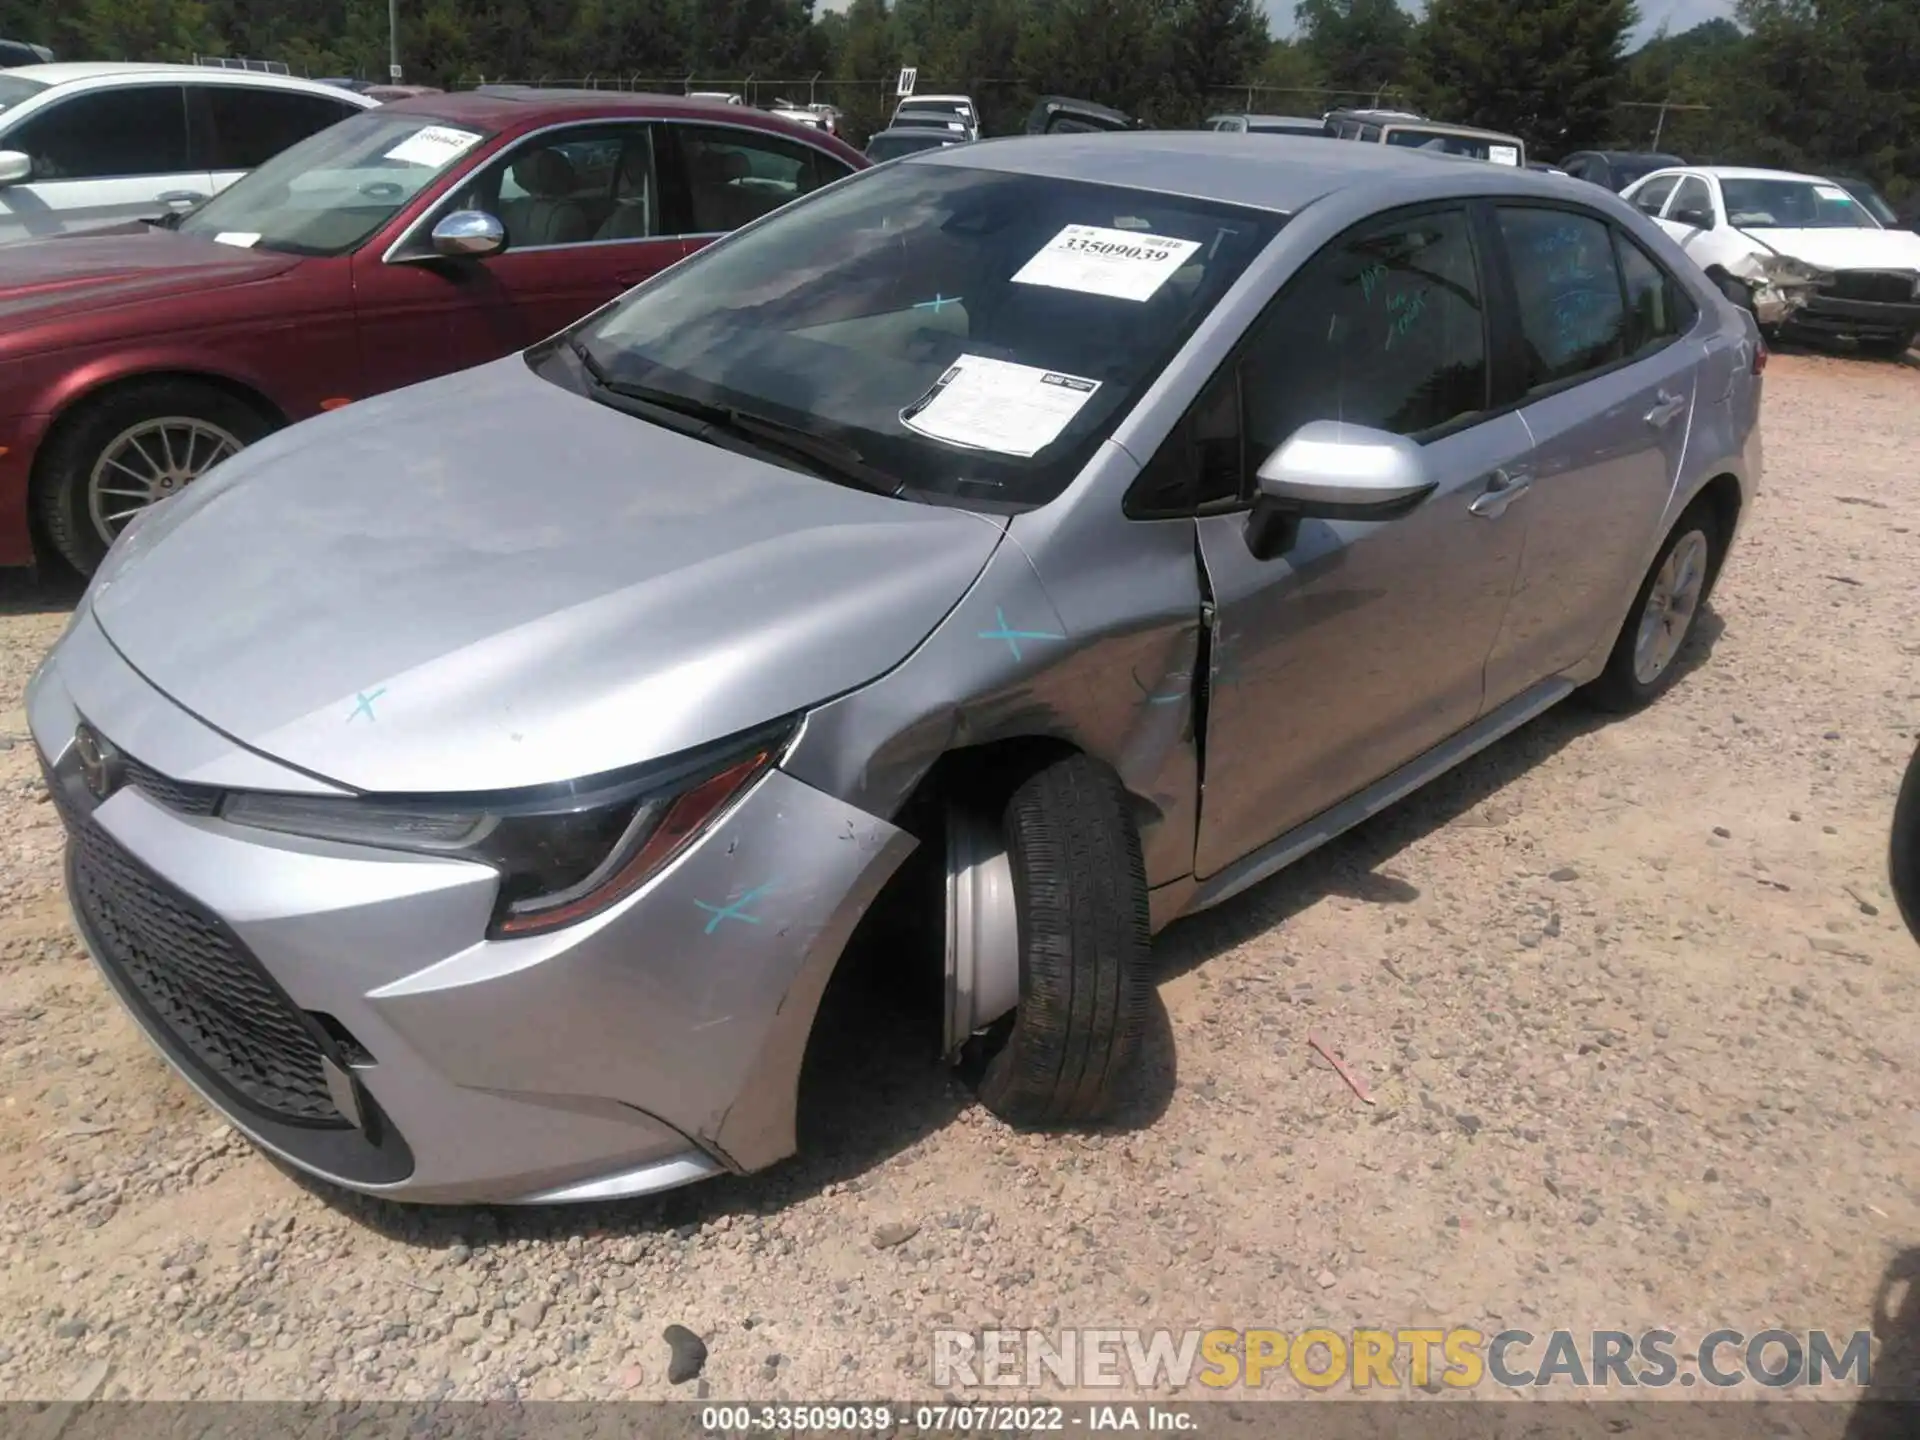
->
{"left": 1, "top": 350, "right": 1917, "bottom": 1406}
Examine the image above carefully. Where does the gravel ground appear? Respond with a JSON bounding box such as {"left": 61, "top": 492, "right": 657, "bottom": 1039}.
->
{"left": 0, "top": 350, "right": 1917, "bottom": 1406}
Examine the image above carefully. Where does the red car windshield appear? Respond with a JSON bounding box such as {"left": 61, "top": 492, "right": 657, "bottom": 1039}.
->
{"left": 178, "top": 110, "right": 496, "bottom": 256}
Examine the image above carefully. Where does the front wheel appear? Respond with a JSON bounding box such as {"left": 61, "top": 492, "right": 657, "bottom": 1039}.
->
{"left": 1862, "top": 329, "right": 1917, "bottom": 360}
{"left": 36, "top": 380, "right": 273, "bottom": 575}
{"left": 1581, "top": 504, "right": 1721, "bottom": 713}
{"left": 1892, "top": 739, "right": 1920, "bottom": 943}
{"left": 973, "top": 753, "right": 1153, "bottom": 1126}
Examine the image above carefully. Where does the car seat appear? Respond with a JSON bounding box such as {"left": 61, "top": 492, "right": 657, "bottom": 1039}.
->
{"left": 500, "top": 149, "right": 592, "bottom": 247}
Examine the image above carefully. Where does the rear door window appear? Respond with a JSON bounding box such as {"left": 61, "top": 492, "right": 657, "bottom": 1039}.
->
{"left": 1496, "top": 207, "right": 1629, "bottom": 391}
{"left": 5, "top": 85, "right": 189, "bottom": 179}
{"left": 659, "top": 124, "right": 852, "bottom": 235}
{"left": 195, "top": 85, "right": 361, "bottom": 171}
{"left": 1615, "top": 231, "right": 1697, "bottom": 355}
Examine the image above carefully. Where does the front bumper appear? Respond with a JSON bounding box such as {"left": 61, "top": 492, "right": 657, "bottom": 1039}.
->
{"left": 1785, "top": 291, "right": 1920, "bottom": 342}
{"left": 29, "top": 613, "right": 913, "bottom": 1204}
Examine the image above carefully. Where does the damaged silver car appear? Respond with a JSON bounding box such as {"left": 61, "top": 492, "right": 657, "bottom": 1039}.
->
{"left": 30, "top": 136, "right": 1762, "bottom": 1204}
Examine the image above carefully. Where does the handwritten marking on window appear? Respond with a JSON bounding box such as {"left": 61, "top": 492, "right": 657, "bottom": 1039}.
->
{"left": 1359, "top": 261, "right": 1390, "bottom": 302}
{"left": 1384, "top": 288, "right": 1429, "bottom": 350}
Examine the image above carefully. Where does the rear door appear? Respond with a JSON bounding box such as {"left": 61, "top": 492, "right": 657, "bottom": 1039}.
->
{"left": 0, "top": 84, "right": 205, "bottom": 240}
{"left": 1480, "top": 203, "right": 1702, "bottom": 704}
{"left": 191, "top": 83, "right": 365, "bottom": 196}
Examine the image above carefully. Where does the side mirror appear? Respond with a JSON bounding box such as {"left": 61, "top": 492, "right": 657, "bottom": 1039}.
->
{"left": 0, "top": 150, "right": 31, "bottom": 187}
{"left": 1246, "top": 421, "right": 1437, "bottom": 559}
{"left": 1672, "top": 205, "right": 1715, "bottom": 230}
{"left": 429, "top": 209, "right": 506, "bottom": 258}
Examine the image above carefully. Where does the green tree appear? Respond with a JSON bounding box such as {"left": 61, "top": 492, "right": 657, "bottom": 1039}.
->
{"left": 1294, "top": 0, "right": 1411, "bottom": 100}
{"left": 1161, "top": 0, "right": 1270, "bottom": 126}
{"left": 1413, "top": 0, "right": 1636, "bottom": 154}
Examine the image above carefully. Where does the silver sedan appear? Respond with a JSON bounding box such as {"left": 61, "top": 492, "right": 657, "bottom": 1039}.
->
{"left": 28, "top": 135, "right": 1762, "bottom": 1204}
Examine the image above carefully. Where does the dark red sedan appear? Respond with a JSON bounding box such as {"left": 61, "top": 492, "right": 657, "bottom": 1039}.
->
{"left": 0, "top": 89, "right": 866, "bottom": 573}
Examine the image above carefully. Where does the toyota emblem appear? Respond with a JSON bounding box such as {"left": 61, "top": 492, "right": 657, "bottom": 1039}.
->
{"left": 73, "top": 723, "right": 118, "bottom": 802}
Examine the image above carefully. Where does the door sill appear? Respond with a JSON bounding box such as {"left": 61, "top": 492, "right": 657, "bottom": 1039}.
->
{"left": 1185, "top": 678, "right": 1574, "bottom": 918}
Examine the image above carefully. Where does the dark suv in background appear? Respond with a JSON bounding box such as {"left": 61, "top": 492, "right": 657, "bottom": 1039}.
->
{"left": 1560, "top": 151, "right": 1686, "bottom": 192}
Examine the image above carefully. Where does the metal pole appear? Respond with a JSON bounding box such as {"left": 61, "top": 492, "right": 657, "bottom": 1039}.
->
{"left": 1651, "top": 100, "right": 1668, "bottom": 151}
{"left": 388, "top": 0, "right": 400, "bottom": 81}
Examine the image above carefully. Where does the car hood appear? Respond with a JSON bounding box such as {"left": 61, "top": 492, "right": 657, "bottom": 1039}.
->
{"left": 1737, "top": 225, "right": 1920, "bottom": 274}
{"left": 0, "top": 226, "right": 302, "bottom": 333}
{"left": 89, "top": 357, "right": 1006, "bottom": 794}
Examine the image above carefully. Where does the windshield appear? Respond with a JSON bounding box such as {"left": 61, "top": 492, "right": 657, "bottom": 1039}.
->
{"left": 178, "top": 109, "right": 495, "bottom": 256}
{"left": 1385, "top": 127, "right": 1520, "bottom": 165}
{"left": 866, "top": 131, "right": 955, "bottom": 161}
{"left": 1831, "top": 179, "right": 1899, "bottom": 227}
{"left": 1721, "top": 177, "right": 1879, "bottom": 230}
{"left": 572, "top": 162, "right": 1280, "bottom": 508}
{"left": 0, "top": 74, "right": 47, "bottom": 114}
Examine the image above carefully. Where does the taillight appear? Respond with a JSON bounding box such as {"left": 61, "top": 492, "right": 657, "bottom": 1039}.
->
{"left": 1753, "top": 338, "right": 1768, "bottom": 375}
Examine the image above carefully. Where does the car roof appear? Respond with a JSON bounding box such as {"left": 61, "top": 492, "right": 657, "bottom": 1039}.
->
{"left": 1682, "top": 165, "right": 1830, "bottom": 183}
{"left": 386, "top": 88, "right": 806, "bottom": 127}
{"left": 914, "top": 131, "right": 1567, "bottom": 212}
{"left": 1380, "top": 119, "right": 1521, "bottom": 142}
{"left": 904, "top": 93, "right": 974, "bottom": 104}
{"left": 1236, "top": 114, "right": 1325, "bottom": 126}
{"left": 0, "top": 61, "right": 365, "bottom": 98}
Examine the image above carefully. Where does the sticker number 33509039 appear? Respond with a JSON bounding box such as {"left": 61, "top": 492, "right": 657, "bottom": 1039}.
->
{"left": 1013, "top": 224, "right": 1203, "bottom": 302}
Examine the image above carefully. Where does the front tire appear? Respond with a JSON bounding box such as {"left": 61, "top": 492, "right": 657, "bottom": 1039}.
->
{"left": 36, "top": 380, "right": 273, "bottom": 576}
{"left": 1582, "top": 503, "right": 1721, "bottom": 714}
{"left": 1862, "top": 328, "right": 1917, "bottom": 360}
{"left": 974, "top": 753, "right": 1153, "bottom": 1125}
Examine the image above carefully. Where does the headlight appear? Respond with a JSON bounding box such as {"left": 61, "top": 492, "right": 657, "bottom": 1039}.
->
{"left": 1753, "top": 254, "right": 1828, "bottom": 286}
{"left": 220, "top": 723, "right": 790, "bottom": 938}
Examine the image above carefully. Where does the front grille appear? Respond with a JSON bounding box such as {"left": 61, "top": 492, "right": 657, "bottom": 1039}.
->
{"left": 69, "top": 820, "right": 347, "bottom": 1127}
{"left": 120, "top": 756, "right": 221, "bottom": 816}
{"left": 1821, "top": 270, "right": 1917, "bottom": 305}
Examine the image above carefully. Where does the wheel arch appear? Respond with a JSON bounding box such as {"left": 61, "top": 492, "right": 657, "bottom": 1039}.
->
{"left": 27, "top": 369, "right": 290, "bottom": 566}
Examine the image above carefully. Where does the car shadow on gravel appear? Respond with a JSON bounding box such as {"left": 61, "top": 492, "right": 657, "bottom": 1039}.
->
{"left": 0, "top": 564, "right": 84, "bottom": 617}
{"left": 281, "top": 611, "right": 1723, "bottom": 1245}
{"left": 1148, "top": 607, "right": 1726, "bottom": 986}
{"left": 1845, "top": 1245, "right": 1920, "bottom": 1436}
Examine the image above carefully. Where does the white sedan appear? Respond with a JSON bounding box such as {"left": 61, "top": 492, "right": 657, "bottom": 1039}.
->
{"left": 1622, "top": 164, "right": 1920, "bottom": 354}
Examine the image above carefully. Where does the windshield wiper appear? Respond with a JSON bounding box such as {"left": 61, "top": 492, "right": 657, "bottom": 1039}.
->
{"left": 569, "top": 340, "right": 902, "bottom": 497}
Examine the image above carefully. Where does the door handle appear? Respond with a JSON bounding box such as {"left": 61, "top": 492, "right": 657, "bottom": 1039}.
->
{"left": 1468, "top": 468, "right": 1532, "bottom": 519}
{"left": 1645, "top": 389, "right": 1687, "bottom": 428}
{"left": 156, "top": 190, "right": 205, "bottom": 209}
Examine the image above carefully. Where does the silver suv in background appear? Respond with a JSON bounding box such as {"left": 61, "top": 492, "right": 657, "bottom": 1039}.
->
{"left": 0, "top": 62, "right": 375, "bottom": 239}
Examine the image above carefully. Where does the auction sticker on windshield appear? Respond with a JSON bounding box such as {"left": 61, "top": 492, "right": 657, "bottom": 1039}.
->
{"left": 1013, "top": 224, "right": 1202, "bottom": 303}
{"left": 383, "top": 125, "right": 484, "bottom": 168}
{"left": 901, "top": 356, "right": 1101, "bottom": 457}
{"left": 1814, "top": 184, "right": 1853, "bottom": 202}
{"left": 1489, "top": 144, "right": 1520, "bottom": 166}
{"left": 212, "top": 232, "right": 261, "bottom": 248}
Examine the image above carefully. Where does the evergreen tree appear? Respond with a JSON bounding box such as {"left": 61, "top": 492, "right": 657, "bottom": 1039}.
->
{"left": 1294, "top": 0, "right": 1412, "bottom": 101}
{"left": 1414, "top": 0, "right": 1636, "bottom": 153}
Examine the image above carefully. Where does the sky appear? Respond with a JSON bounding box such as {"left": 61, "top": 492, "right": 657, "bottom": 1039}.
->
{"left": 815, "top": 0, "right": 1743, "bottom": 49}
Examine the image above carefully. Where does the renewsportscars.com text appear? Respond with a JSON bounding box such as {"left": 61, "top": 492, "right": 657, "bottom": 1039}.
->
{"left": 932, "top": 1327, "right": 1874, "bottom": 1391}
